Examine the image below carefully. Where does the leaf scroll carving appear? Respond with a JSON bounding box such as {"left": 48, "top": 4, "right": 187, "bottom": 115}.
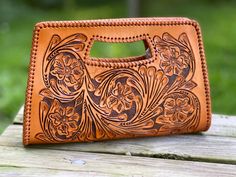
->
{"left": 35, "top": 32, "right": 200, "bottom": 143}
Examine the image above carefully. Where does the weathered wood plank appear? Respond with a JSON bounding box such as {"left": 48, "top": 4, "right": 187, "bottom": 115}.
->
{"left": 0, "top": 145, "right": 235, "bottom": 177}
{"left": 1, "top": 125, "right": 236, "bottom": 164}
{"left": 207, "top": 114, "right": 236, "bottom": 137}
{"left": 14, "top": 106, "right": 236, "bottom": 137}
{"left": 0, "top": 167, "right": 110, "bottom": 177}
{"left": 13, "top": 106, "right": 24, "bottom": 124}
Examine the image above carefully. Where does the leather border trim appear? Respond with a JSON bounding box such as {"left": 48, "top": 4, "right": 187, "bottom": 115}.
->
{"left": 193, "top": 21, "right": 212, "bottom": 131}
{"left": 23, "top": 17, "right": 211, "bottom": 145}
{"left": 23, "top": 26, "right": 39, "bottom": 145}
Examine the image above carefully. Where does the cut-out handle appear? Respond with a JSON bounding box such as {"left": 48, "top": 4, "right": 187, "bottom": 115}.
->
{"left": 90, "top": 40, "right": 150, "bottom": 59}
{"left": 86, "top": 35, "right": 154, "bottom": 63}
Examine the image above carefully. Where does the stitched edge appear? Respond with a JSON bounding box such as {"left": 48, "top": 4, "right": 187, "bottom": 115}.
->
{"left": 23, "top": 26, "right": 40, "bottom": 145}
{"left": 191, "top": 20, "right": 212, "bottom": 131}
{"left": 23, "top": 17, "right": 211, "bottom": 145}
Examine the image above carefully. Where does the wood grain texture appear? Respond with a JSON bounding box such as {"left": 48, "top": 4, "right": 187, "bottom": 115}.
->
{"left": 14, "top": 106, "right": 236, "bottom": 137}
{"left": 0, "top": 167, "right": 110, "bottom": 177}
{"left": 1, "top": 124, "right": 236, "bottom": 164}
{"left": 0, "top": 145, "right": 235, "bottom": 177}
{"left": 13, "top": 105, "right": 24, "bottom": 124}
{"left": 208, "top": 114, "right": 236, "bottom": 137}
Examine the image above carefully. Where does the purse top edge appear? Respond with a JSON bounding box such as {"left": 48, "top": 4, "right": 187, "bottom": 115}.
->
{"left": 34, "top": 17, "right": 195, "bottom": 29}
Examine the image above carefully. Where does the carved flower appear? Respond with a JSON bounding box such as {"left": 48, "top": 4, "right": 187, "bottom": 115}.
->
{"left": 48, "top": 99, "right": 80, "bottom": 138}
{"left": 106, "top": 82, "right": 135, "bottom": 113}
{"left": 51, "top": 53, "right": 84, "bottom": 90}
{"left": 156, "top": 96, "right": 193, "bottom": 125}
{"left": 164, "top": 97, "right": 193, "bottom": 122}
{"left": 159, "top": 46, "right": 188, "bottom": 76}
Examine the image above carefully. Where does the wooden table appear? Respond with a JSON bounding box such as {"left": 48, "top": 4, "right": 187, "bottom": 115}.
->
{"left": 0, "top": 106, "right": 236, "bottom": 177}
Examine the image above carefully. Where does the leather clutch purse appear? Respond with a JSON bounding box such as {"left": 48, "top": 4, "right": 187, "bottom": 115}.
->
{"left": 23, "top": 17, "right": 211, "bottom": 145}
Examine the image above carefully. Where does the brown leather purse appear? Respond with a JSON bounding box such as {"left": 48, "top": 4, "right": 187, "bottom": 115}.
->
{"left": 23, "top": 17, "right": 211, "bottom": 145}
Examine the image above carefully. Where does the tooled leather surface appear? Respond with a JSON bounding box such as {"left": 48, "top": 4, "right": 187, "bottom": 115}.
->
{"left": 23, "top": 18, "right": 211, "bottom": 145}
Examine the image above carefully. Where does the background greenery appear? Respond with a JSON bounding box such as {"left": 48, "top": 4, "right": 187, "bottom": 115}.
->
{"left": 0, "top": 0, "right": 236, "bottom": 133}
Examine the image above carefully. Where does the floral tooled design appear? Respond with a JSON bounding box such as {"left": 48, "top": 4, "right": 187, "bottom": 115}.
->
{"left": 36, "top": 32, "right": 200, "bottom": 143}
{"left": 159, "top": 46, "right": 188, "bottom": 76}
{"left": 48, "top": 99, "right": 80, "bottom": 139}
{"left": 106, "top": 82, "right": 135, "bottom": 113}
{"left": 156, "top": 95, "right": 194, "bottom": 126}
{"left": 51, "top": 53, "right": 84, "bottom": 93}
{"left": 164, "top": 97, "right": 193, "bottom": 122}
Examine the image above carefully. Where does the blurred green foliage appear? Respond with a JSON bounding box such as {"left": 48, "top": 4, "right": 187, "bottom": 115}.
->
{"left": 90, "top": 41, "right": 146, "bottom": 58}
{"left": 0, "top": 0, "right": 236, "bottom": 133}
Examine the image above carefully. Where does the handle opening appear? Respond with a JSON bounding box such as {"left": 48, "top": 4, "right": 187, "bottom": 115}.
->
{"left": 90, "top": 40, "right": 152, "bottom": 60}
